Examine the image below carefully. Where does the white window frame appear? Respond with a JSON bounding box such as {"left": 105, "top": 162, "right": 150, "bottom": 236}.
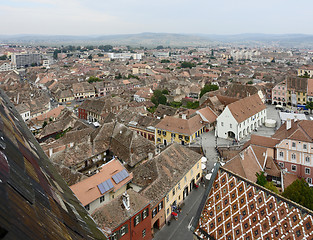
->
{"left": 100, "top": 195, "right": 105, "bottom": 203}
{"left": 134, "top": 215, "right": 140, "bottom": 226}
{"left": 120, "top": 225, "right": 127, "bottom": 236}
{"left": 142, "top": 208, "right": 148, "bottom": 220}
{"left": 305, "top": 168, "right": 310, "bottom": 175}
{"left": 158, "top": 202, "right": 163, "bottom": 211}
{"left": 291, "top": 165, "right": 297, "bottom": 172}
{"left": 279, "top": 162, "right": 284, "bottom": 168}
{"left": 306, "top": 156, "right": 310, "bottom": 163}
{"left": 307, "top": 178, "right": 312, "bottom": 184}
{"left": 291, "top": 153, "right": 296, "bottom": 160}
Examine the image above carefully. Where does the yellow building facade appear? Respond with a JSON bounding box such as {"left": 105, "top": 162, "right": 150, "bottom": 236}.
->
{"left": 297, "top": 68, "right": 313, "bottom": 78}
{"left": 155, "top": 127, "right": 205, "bottom": 146}
{"left": 287, "top": 90, "right": 307, "bottom": 106}
{"left": 164, "top": 157, "right": 203, "bottom": 221}
{"left": 154, "top": 115, "right": 205, "bottom": 146}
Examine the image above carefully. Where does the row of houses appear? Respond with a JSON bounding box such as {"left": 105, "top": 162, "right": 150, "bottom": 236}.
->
{"left": 68, "top": 143, "right": 204, "bottom": 240}
{"left": 52, "top": 79, "right": 141, "bottom": 103}
{"left": 272, "top": 76, "right": 313, "bottom": 107}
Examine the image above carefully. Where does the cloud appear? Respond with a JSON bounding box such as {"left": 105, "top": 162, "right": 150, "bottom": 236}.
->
{"left": 1, "top": 0, "right": 313, "bottom": 35}
{"left": 0, "top": 1, "right": 131, "bottom": 35}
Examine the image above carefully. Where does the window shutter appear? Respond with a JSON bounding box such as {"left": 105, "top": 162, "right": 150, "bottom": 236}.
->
{"left": 134, "top": 217, "right": 136, "bottom": 227}
{"left": 146, "top": 208, "right": 149, "bottom": 217}
{"left": 125, "top": 224, "right": 128, "bottom": 234}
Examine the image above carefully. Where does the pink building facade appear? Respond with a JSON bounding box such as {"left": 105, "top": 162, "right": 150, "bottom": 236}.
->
{"left": 276, "top": 137, "right": 313, "bottom": 185}
{"left": 272, "top": 80, "right": 287, "bottom": 106}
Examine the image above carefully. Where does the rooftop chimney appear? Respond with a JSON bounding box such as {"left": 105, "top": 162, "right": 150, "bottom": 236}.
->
{"left": 122, "top": 192, "right": 130, "bottom": 211}
{"left": 286, "top": 118, "right": 291, "bottom": 130}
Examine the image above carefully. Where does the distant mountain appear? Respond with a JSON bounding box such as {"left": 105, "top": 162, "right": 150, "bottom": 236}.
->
{"left": 1, "top": 33, "right": 313, "bottom": 47}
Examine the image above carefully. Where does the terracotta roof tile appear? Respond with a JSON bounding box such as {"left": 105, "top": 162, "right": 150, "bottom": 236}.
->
{"left": 227, "top": 94, "right": 266, "bottom": 123}
{"left": 92, "top": 189, "right": 149, "bottom": 232}
{"left": 70, "top": 159, "right": 133, "bottom": 206}
{"left": 155, "top": 114, "right": 204, "bottom": 136}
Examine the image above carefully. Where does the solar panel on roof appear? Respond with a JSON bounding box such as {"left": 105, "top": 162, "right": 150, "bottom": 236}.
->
{"left": 97, "top": 179, "right": 114, "bottom": 194}
{"left": 97, "top": 184, "right": 105, "bottom": 195}
{"left": 112, "top": 169, "right": 129, "bottom": 184}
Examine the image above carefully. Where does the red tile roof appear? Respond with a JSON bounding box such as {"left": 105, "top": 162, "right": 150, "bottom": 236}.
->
{"left": 227, "top": 94, "right": 266, "bottom": 123}
{"left": 155, "top": 114, "right": 204, "bottom": 136}
{"left": 70, "top": 159, "right": 133, "bottom": 206}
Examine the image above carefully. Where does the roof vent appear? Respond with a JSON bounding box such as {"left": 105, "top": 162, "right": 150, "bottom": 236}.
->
{"left": 122, "top": 192, "right": 130, "bottom": 211}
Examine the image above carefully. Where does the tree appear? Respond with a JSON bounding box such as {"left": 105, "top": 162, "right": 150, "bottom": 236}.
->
{"left": 99, "top": 45, "right": 113, "bottom": 51}
{"left": 256, "top": 172, "right": 267, "bottom": 187}
{"left": 256, "top": 171, "right": 279, "bottom": 194}
{"left": 160, "top": 59, "right": 170, "bottom": 63}
{"left": 162, "top": 89, "right": 169, "bottom": 95}
{"left": 306, "top": 101, "right": 313, "bottom": 114}
{"left": 156, "top": 45, "right": 164, "bottom": 50}
{"left": 282, "top": 179, "right": 313, "bottom": 211}
{"left": 0, "top": 55, "right": 7, "bottom": 60}
{"left": 115, "top": 73, "right": 122, "bottom": 79}
{"left": 264, "top": 182, "right": 279, "bottom": 194}
{"left": 88, "top": 76, "right": 101, "bottom": 83}
{"left": 200, "top": 84, "right": 219, "bottom": 98}
{"left": 42, "top": 121, "right": 47, "bottom": 128}
{"left": 88, "top": 55, "right": 93, "bottom": 60}
{"left": 170, "top": 101, "right": 182, "bottom": 108}
{"left": 151, "top": 90, "right": 167, "bottom": 106}
{"left": 247, "top": 81, "right": 253, "bottom": 84}
{"left": 186, "top": 101, "right": 199, "bottom": 109}
{"left": 181, "top": 62, "right": 196, "bottom": 69}
{"left": 53, "top": 49, "right": 61, "bottom": 59}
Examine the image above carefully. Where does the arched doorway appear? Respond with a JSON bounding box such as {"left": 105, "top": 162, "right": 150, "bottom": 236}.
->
{"left": 228, "top": 131, "right": 235, "bottom": 139}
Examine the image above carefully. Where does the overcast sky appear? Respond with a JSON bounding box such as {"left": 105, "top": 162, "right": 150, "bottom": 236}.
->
{"left": 1, "top": 0, "right": 313, "bottom": 35}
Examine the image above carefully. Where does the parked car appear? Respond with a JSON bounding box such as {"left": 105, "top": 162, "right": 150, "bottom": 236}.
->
{"left": 304, "top": 111, "right": 309, "bottom": 115}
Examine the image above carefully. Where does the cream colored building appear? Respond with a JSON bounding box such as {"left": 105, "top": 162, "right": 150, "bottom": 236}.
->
{"left": 132, "top": 63, "right": 151, "bottom": 74}
{"left": 70, "top": 159, "right": 133, "bottom": 213}
{"left": 297, "top": 65, "right": 313, "bottom": 78}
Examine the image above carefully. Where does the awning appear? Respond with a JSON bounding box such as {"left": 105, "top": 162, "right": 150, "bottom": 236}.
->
{"left": 205, "top": 173, "right": 212, "bottom": 180}
{"left": 171, "top": 212, "right": 178, "bottom": 217}
{"left": 201, "top": 163, "right": 206, "bottom": 170}
{"left": 201, "top": 157, "right": 207, "bottom": 163}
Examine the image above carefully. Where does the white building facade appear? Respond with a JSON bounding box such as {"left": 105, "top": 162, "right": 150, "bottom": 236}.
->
{"left": 216, "top": 94, "right": 267, "bottom": 141}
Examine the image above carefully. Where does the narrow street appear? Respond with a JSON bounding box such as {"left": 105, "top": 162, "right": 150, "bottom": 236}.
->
{"left": 154, "top": 184, "right": 206, "bottom": 240}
